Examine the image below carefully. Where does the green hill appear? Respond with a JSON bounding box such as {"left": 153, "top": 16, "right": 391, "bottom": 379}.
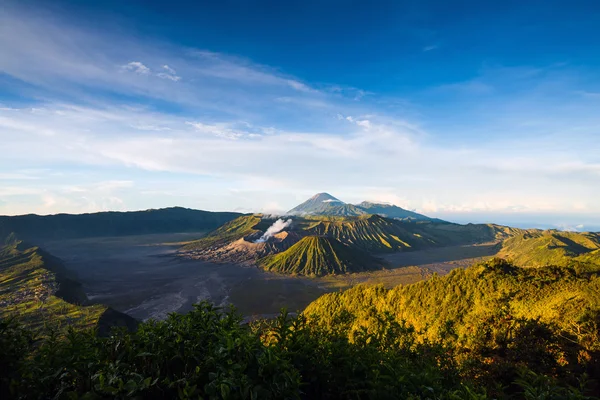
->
{"left": 498, "top": 230, "right": 600, "bottom": 267}
{"left": 303, "top": 258, "right": 600, "bottom": 344}
{"left": 0, "top": 234, "right": 136, "bottom": 334}
{"left": 303, "top": 258, "right": 600, "bottom": 394}
{"left": 0, "top": 207, "right": 241, "bottom": 241}
{"left": 257, "top": 236, "right": 385, "bottom": 276}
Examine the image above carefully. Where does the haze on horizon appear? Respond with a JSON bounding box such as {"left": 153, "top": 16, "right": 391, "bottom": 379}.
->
{"left": 1, "top": 1, "right": 599, "bottom": 231}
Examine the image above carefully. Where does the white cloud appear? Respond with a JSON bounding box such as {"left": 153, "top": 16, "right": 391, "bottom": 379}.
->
{"left": 186, "top": 121, "right": 244, "bottom": 140}
{"left": 162, "top": 65, "right": 177, "bottom": 74}
{"left": 157, "top": 65, "right": 180, "bottom": 81}
{"left": 156, "top": 72, "right": 180, "bottom": 81}
{"left": 122, "top": 61, "right": 151, "bottom": 75}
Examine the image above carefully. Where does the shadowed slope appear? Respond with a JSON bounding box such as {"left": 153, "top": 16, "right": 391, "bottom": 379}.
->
{"left": 0, "top": 207, "right": 241, "bottom": 241}
{"left": 0, "top": 234, "right": 136, "bottom": 334}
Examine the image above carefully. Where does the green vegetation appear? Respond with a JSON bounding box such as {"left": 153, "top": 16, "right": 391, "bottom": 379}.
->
{"left": 0, "top": 207, "right": 241, "bottom": 241}
{"left": 304, "top": 258, "right": 600, "bottom": 397}
{"left": 258, "top": 236, "right": 385, "bottom": 276}
{"left": 2, "top": 232, "right": 599, "bottom": 398}
{"left": 3, "top": 292, "right": 597, "bottom": 399}
{"left": 498, "top": 231, "right": 600, "bottom": 267}
{"left": 0, "top": 235, "right": 135, "bottom": 335}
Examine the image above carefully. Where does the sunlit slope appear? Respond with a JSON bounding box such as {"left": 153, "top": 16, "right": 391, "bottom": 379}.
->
{"left": 0, "top": 234, "right": 135, "bottom": 334}
{"left": 303, "top": 258, "right": 600, "bottom": 348}
{"left": 182, "top": 214, "right": 262, "bottom": 251}
{"left": 258, "top": 236, "right": 385, "bottom": 276}
{"left": 498, "top": 231, "right": 600, "bottom": 267}
{"left": 304, "top": 215, "right": 520, "bottom": 252}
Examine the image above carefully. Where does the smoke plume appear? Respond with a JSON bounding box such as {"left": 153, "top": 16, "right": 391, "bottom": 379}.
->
{"left": 255, "top": 218, "right": 292, "bottom": 243}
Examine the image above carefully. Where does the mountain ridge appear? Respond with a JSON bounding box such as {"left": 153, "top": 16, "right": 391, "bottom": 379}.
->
{"left": 287, "top": 192, "right": 439, "bottom": 221}
{"left": 0, "top": 233, "right": 137, "bottom": 334}
{"left": 0, "top": 207, "right": 242, "bottom": 241}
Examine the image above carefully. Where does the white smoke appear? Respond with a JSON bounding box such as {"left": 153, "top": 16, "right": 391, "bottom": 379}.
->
{"left": 322, "top": 199, "right": 342, "bottom": 203}
{"left": 255, "top": 218, "right": 293, "bottom": 243}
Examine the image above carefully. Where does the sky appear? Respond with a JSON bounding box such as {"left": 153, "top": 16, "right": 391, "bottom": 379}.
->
{"left": 1, "top": 0, "right": 599, "bottom": 230}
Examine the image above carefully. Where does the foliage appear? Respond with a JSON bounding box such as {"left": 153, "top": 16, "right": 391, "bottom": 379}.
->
{"left": 3, "top": 297, "right": 596, "bottom": 399}
{"left": 304, "top": 258, "right": 600, "bottom": 397}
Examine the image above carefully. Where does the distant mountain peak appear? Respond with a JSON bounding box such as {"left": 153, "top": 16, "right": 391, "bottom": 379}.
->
{"left": 309, "top": 192, "right": 342, "bottom": 202}
{"left": 287, "top": 193, "right": 441, "bottom": 221}
{"left": 287, "top": 193, "right": 362, "bottom": 216}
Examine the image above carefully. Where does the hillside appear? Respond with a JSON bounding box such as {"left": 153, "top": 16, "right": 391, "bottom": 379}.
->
{"left": 182, "top": 214, "right": 263, "bottom": 251}
{"left": 303, "top": 258, "right": 600, "bottom": 394}
{"left": 0, "top": 207, "right": 241, "bottom": 241}
{"left": 258, "top": 236, "right": 385, "bottom": 276}
{"left": 498, "top": 230, "right": 600, "bottom": 267}
{"left": 303, "top": 258, "right": 600, "bottom": 344}
{"left": 0, "top": 234, "right": 136, "bottom": 334}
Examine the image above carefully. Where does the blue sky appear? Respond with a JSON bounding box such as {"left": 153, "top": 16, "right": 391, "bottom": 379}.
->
{"left": 1, "top": 0, "right": 600, "bottom": 230}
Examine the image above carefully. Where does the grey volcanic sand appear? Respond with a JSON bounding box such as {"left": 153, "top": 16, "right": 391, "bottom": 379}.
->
{"left": 39, "top": 233, "right": 326, "bottom": 320}
{"left": 40, "top": 233, "right": 499, "bottom": 321}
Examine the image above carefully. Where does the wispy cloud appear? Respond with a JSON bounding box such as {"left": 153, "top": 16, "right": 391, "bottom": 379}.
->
{"left": 156, "top": 65, "right": 181, "bottom": 81}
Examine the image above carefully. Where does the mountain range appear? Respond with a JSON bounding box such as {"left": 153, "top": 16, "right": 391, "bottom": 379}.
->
{"left": 182, "top": 193, "right": 530, "bottom": 276}
{"left": 287, "top": 192, "right": 438, "bottom": 221}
